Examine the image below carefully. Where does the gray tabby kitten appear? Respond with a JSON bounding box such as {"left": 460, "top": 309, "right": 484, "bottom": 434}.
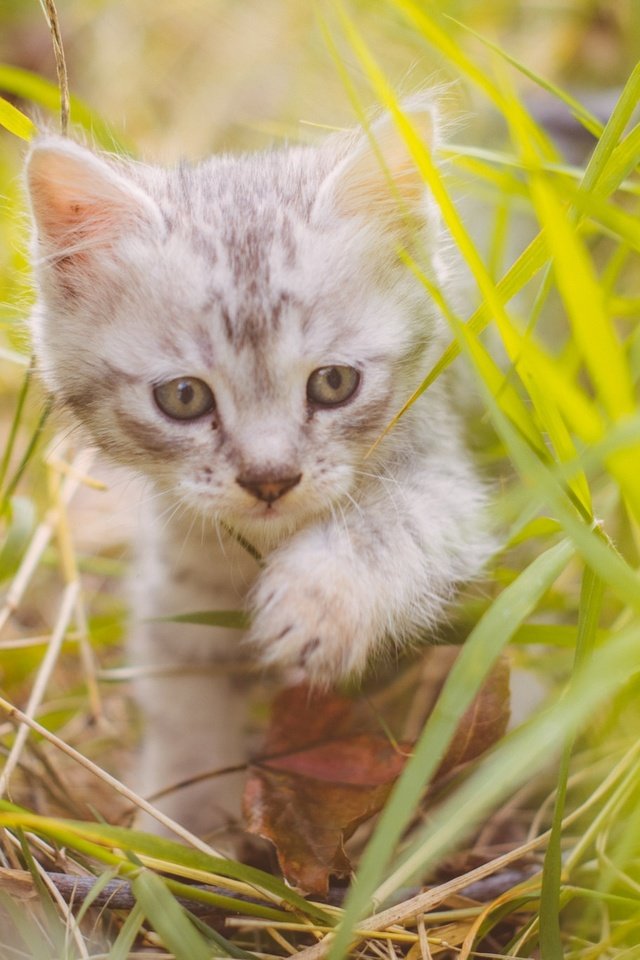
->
{"left": 26, "top": 101, "right": 490, "bottom": 837}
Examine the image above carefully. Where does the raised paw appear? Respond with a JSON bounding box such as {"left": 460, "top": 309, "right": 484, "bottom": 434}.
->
{"left": 248, "top": 553, "right": 373, "bottom": 683}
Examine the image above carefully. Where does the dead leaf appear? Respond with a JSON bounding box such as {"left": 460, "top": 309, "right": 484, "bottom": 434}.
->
{"left": 243, "top": 652, "right": 510, "bottom": 895}
{"left": 243, "top": 732, "right": 409, "bottom": 895}
{"left": 434, "top": 655, "right": 511, "bottom": 782}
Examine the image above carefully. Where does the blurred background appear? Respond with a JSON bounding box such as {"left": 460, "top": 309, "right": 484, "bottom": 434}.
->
{"left": 2, "top": 0, "right": 640, "bottom": 157}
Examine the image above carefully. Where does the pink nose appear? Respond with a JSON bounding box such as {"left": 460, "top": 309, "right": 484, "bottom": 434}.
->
{"left": 236, "top": 472, "right": 302, "bottom": 504}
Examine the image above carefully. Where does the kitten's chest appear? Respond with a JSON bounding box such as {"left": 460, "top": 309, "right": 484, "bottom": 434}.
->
{"left": 135, "top": 496, "right": 261, "bottom": 620}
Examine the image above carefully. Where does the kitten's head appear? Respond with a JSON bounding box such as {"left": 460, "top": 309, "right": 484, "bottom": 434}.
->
{"left": 26, "top": 102, "right": 448, "bottom": 542}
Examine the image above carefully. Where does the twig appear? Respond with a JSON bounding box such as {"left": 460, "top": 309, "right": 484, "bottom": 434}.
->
{"left": 39, "top": 0, "right": 70, "bottom": 134}
{"left": 0, "top": 445, "right": 94, "bottom": 633}
{"left": 51, "top": 458, "right": 102, "bottom": 723}
{"left": 0, "top": 579, "right": 79, "bottom": 796}
{"left": 292, "top": 837, "right": 552, "bottom": 960}
{"left": 0, "top": 867, "right": 265, "bottom": 919}
{"left": 33, "top": 860, "right": 91, "bottom": 960}
{"left": 0, "top": 695, "right": 229, "bottom": 860}
{"left": 416, "top": 916, "right": 433, "bottom": 960}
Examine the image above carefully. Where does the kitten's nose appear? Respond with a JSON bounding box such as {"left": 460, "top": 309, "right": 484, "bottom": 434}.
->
{"left": 236, "top": 472, "right": 302, "bottom": 504}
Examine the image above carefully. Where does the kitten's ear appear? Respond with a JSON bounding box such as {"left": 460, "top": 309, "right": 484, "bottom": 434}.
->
{"left": 26, "top": 137, "right": 161, "bottom": 254}
{"left": 317, "top": 101, "right": 436, "bottom": 228}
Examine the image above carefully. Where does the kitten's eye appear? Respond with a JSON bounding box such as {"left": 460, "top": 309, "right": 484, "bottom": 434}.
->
{"left": 306, "top": 365, "right": 360, "bottom": 407}
{"left": 153, "top": 377, "right": 215, "bottom": 420}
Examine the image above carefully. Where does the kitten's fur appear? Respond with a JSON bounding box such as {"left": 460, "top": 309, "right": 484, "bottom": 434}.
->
{"left": 26, "top": 102, "right": 490, "bottom": 838}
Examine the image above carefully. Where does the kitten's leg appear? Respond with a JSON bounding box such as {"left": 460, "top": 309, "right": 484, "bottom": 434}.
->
{"left": 250, "top": 451, "right": 491, "bottom": 682}
{"left": 131, "top": 503, "right": 259, "bottom": 843}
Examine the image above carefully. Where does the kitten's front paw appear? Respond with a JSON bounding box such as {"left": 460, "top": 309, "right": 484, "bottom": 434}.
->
{"left": 249, "top": 553, "right": 373, "bottom": 682}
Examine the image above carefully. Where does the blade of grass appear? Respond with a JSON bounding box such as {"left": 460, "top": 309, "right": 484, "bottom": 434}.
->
{"left": 526, "top": 167, "right": 634, "bottom": 422}
{"left": 0, "top": 361, "right": 33, "bottom": 499}
{"left": 325, "top": 537, "right": 574, "bottom": 960}
{"left": 538, "top": 567, "right": 604, "bottom": 958}
{"left": 390, "top": 0, "right": 557, "bottom": 158}
{"left": 39, "top": 0, "right": 69, "bottom": 135}
{"left": 107, "top": 901, "right": 145, "bottom": 960}
{"left": 17, "top": 829, "right": 68, "bottom": 958}
{"left": 155, "top": 609, "right": 249, "bottom": 629}
{"left": 0, "top": 398, "right": 52, "bottom": 516}
{"left": 130, "top": 869, "right": 216, "bottom": 960}
{"left": 63, "top": 821, "right": 333, "bottom": 923}
{"left": 401, "top": 251, "right": 595, "bottom": 516}
{"left": 453, "top": 319, "right": 640, "bottom": 612}
{"left": 0, "top": 890, "right": 54, "bottom": 960}
{"left": 0, "top": 806, "right": 334, "bottom": 926}
{"left": 446, "top": 15, "right": 604, "bottom": 137}
{"left": 373, "top": 617, "right": 640, "bottom": 908}
{"left": 386, "top": 24, "right": 640, "bottom": 425}
{"left": 0, "top": 497, "right": 35, "bottom": 582}
{"left": 0, "top": 64, "right": 129, "bottom": 151}
{"left": 0, "top": 95, "right": 36, "bottom": 140}
{"left": 597, "top": 121, "right": 640, "bottom": 199}
{"left": 578, "top": 65, "right": 640, "bottom": 194}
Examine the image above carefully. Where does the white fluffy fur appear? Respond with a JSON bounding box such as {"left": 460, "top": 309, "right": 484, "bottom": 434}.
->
{"left": 26, "top": 103, "right": 492, "bottom": 837}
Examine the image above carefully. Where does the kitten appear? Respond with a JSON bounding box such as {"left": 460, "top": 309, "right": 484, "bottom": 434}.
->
{"left": 25, "top": 101, "right": 491, "bottom": 839}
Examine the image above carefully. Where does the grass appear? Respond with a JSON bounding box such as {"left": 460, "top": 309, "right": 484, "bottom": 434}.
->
{"left": 1, "top": 0, "right": 640, "bottom": 957}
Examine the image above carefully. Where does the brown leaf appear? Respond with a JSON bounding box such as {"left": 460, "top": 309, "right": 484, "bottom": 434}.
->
{"left": 243, "top": 653, "right": 511, "bottom": 895}
{"left": 261, "top": 685, "right": 359, "bottom": 755}
{"left": 434, "top": 655, "right": 511, "bottom": 782}
{"left": 243, "top": 732, "right": 408, "bottom": 895}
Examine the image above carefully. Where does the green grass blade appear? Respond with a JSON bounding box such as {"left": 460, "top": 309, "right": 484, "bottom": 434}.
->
{"left": 538, "top": 568, "right": 604, "bottom": 958}
{"left": 413, "top": 231, "right": 549, "bottom": 396}
{"left": 391, "top": 0, "right": 555, "bottom": 157}
{"left": 597, "top": 122, "right": 640, "bottom": 199}
{"left": 0, "top": 891, "right": 54, "bottom": 960}
{"left": 107, "top": 901, "right": 145, "bottom": 960}
{"left": 17, "top": 830, "right": 67, "bottom": 958}
{"left": 579, "top": 61, "right": 640, "bottom": 196}
{"left": 51, "top": 820, "right": 334, "bottom": 924}
{"left": 0, "top": 497, "right": 35, "bottom": 582}
{"left": 155, "top": 609, "right": 249, "bottom": 629}
{"left": 0, "top": 399, "right": 52, "bottom": 517}
{"left": 0, "top": 361, "right": 33, "bottom": 498}
{"left": 374, "top": 617, "right": 640, "bottom": 907}
{"left": 74, "top": 865, "right": 122, "bottom": 924}
{"left": 0, "top": 95, "right": 36, "bottom": 140}
{"left": 328, "top": 538, "right": 574, "bottom": 960}
{"left": 130, "top": 869, "right": 216, "bottom": 960}
{"left": 415, "top": 63, "right": 640, "bottom": 410}
{"left": 455, "top": 320, "right": 640, "bottom": 610}
{"left": 445, "top": 15, "right": 603, "bottom": 137}
{"left": 528, "top": 173, "right": 635, "bottom": 421}
{"left": 0, "top": 64, "right": 128, "bottom": 151}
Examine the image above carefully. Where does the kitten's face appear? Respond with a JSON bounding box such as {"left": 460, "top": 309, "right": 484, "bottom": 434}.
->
{"left": 27, "top": 113, "right": 444, "bottom": 541}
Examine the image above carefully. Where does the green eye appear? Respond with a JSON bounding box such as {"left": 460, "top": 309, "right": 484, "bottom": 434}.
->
{"left": 306, "top": 365, "right": 360, "bottom": 407}
{"left": 153, "top": 377, "right": 215, "bottom": 420}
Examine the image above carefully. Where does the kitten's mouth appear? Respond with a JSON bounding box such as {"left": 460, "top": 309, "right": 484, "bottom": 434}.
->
{"left": 254, "top": 502, "right": 283, "bottom": 519}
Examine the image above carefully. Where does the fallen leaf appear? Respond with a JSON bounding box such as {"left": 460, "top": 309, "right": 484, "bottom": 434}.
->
{"left": 433, "top": 654, "right": 511, "bottom": 782}
{"left": 243, "top": 732, "right": 409, "bottom": 895}
{"left": 243, "top": 651, "right": 510, "bottom": 894}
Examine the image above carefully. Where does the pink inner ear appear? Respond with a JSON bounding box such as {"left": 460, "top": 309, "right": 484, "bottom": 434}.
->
{"left": 28, "top": 146, "right": 148, "bottom": 248}
{"left": 333, "top": 110, "right": 434, "bottom": 221}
